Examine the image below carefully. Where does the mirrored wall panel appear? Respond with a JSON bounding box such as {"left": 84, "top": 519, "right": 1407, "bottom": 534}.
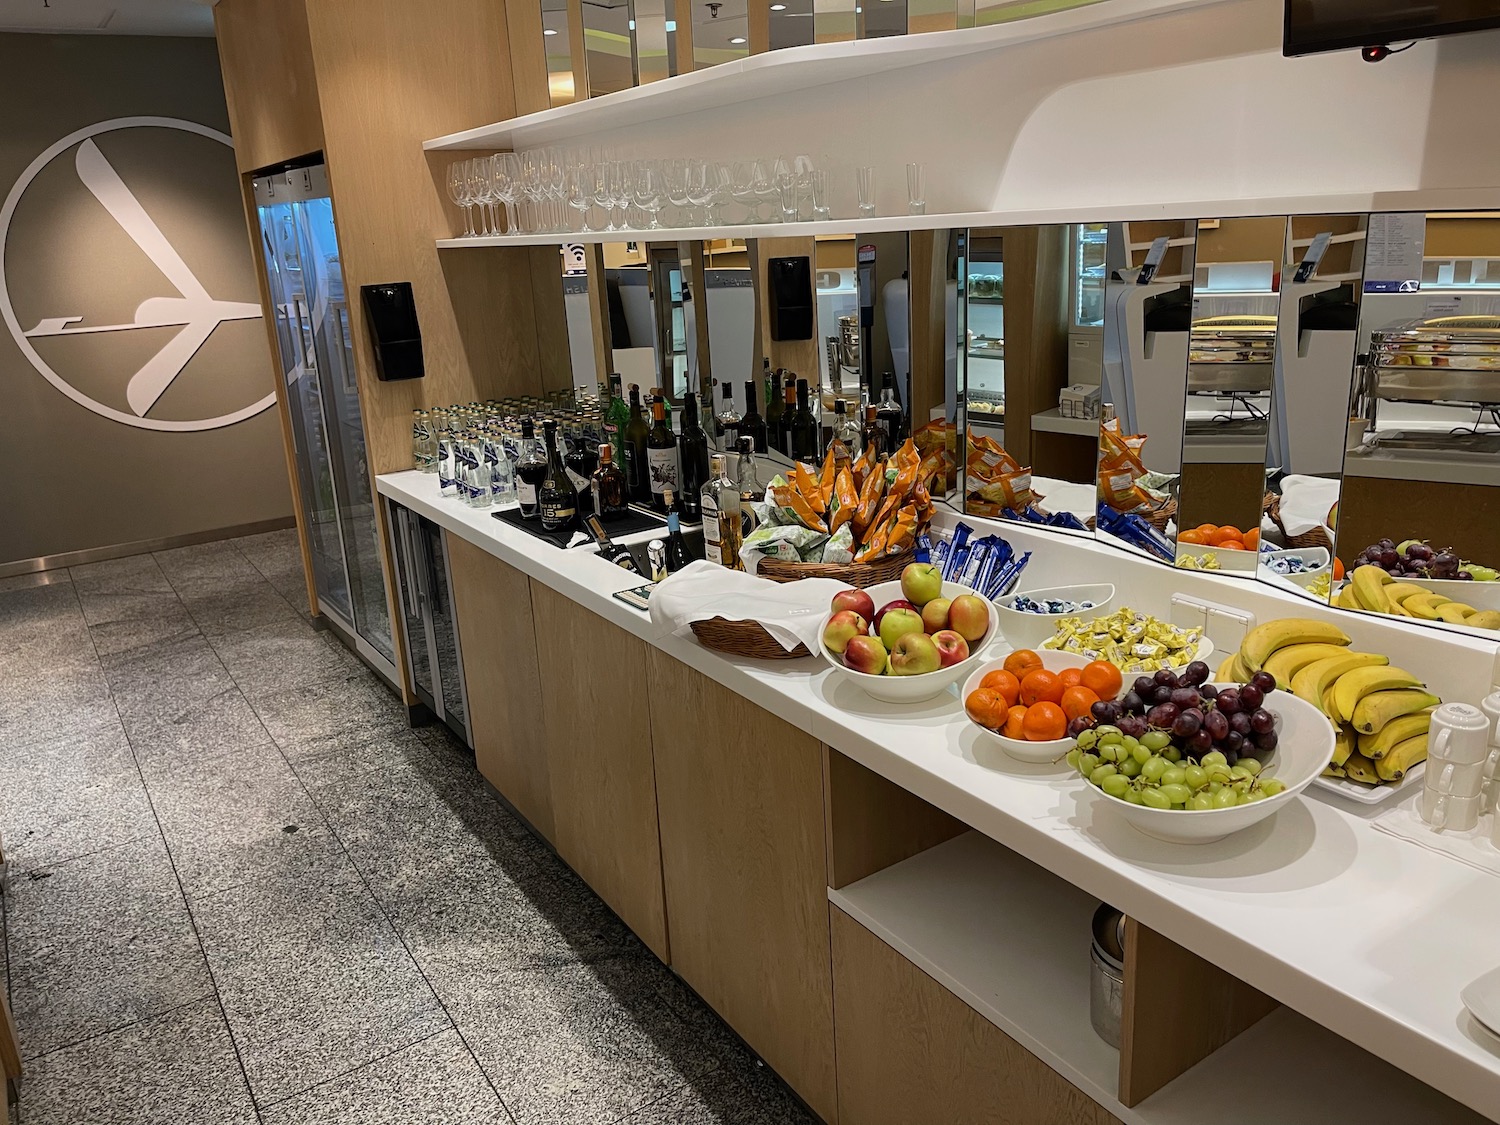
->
{"left": 1095, "top": 220, "right": 1195, "bottom": 562}
{"left": 560, "top": 245, "right": 602, "bottom": 392}
{"left": 769, "top": 0, "right": 815, "bottom": 50}
{"left": 542, "top": 0, "right": 580, "bottom": 105}
{"left": 582, "top": 0, "right": 634, "bottom": 96}
{"left": 1172, "top": 216, "right": 1288, "bottom": 576}
{"left": 693, "top": 0, "right": 751, "bottom": 68}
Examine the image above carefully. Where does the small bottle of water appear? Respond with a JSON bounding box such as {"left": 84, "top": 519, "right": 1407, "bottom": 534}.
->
{"left": 466, "top": 433, "right": 492, "bottom": 509}
{"left": 411, "top": 410, "right": 432, "bottom": 471}
{"left": 485, "top": 425, "right": 516, "bottom": 506}
{"left": 437, "top": 421, "right": 458, "bottom": 498}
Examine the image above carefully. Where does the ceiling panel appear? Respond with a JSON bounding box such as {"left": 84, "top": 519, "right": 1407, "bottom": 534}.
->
{"left": 0, "top": 1, "right": 215, "bottom": 37}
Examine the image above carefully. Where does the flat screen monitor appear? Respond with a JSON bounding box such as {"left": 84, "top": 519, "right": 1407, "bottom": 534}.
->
{"left": 1285, "top": 0, "right": 1500, "bottom": 56}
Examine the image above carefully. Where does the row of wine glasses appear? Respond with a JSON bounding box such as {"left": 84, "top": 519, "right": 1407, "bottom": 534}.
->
{"left": 446, "top": 152, "right": 848, "bottom": 237}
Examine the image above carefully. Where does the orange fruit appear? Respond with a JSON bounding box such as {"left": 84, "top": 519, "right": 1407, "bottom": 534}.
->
{"left": 1194, "top": 523, "right": 1219, "bottom": 536}
{"left": 1019, "top": 669, "right": 1064, "bottom": 706}
{"left": 979, "top": 668, "right": 1022, "bottom": 708}
{"left": 965, "top": 688, "right": 1009, "bottom": 731}
{"left": 1058, "top": 667, "right": 1083, "bottom": 690}
{"left": 1003, "top": 649, "right": 1044, "bottom": 680}
{"left": 1002, "top": 705, "right": 1028, "bottom": 739}
{"left": 1079, "top": 660, "right": 1123, "bottom": 700}
{"left": 1178, "top": 529, "right": 1208, "bottom": 545}
{"left": 1332, "top": 557, "right": 1345, "bottom": 580}
{"left": 1209, "top": 525, "right": 1244, "bottom": 547}
{"left": 1021, "top": 702, "right": 1068, "bottom": 742}
{"left": 1217, "top": 540, "right": 1246, "bottom": 552}
{"left": 1060, "top": 685, "right": 1101, "bottom": 722}
{"left": 1242, "top": 528, "right": 1260, "bottom": 550}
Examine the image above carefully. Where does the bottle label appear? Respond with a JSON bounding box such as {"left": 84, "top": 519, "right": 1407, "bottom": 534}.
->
{"left": 647, "top": 446, "right": 679, "bottom": 496}
{"left": 566, "top": 467, "right": 590, "bottom": 495}
{"left": 702, "top": 495, "right": 722, "bottom": 565}
{"left": 517, "top": 481, "right": 538, "bottom": 507}
{"left": 541, "top": 500, "right": 576, "bottom": 528}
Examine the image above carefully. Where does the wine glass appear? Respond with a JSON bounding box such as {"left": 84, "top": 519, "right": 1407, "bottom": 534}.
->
{"left": 755, "top": 159, "right": 783, "bottom": 223}
{"left": 633, "top": 160, "right": 664, "bottom": 230}
{"left": 664, "top": 158, "right": 692, "bottom": 227}
{"left": 447, "top": 161, "right": 474, "bottom": 237}
{"left": 543, "top": 147, "right": 567, "bottom": 232}
{"left": 493, "top": 152, "right": 521, "bottom": 234}
{"left": 730, "top": 161, "right": 759, "bottom": 223}
{"left": 473, "top": 158, "right": 498, "bottom": 236}
{"left": 567, "top": 163, "right": 596, "bottom": 233}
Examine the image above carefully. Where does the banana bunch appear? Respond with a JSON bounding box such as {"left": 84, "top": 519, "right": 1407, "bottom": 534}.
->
{"left": 1218, "top": 617, "right": 1438, "bottom": 787}
{"left": 1334, "top": 565, "right": 1500, "bottom": 630}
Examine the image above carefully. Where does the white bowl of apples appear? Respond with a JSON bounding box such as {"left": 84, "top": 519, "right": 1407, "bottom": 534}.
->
{"left": 818, "top": 563, "right": 999, "bottom": 704}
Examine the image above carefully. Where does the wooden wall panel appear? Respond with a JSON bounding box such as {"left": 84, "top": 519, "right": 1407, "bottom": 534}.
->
{"left": 909, "top": 229, "right": 949, "bottom": 425}
{"left": 214, "top": 0, "right": 324, "bottom": 173}
{"left": 528, "top": 244, "right": 574, "bottom": 394}
{"left": 647, "top": 650, "right": 837, "bottom": 1122}
{"left": 531, "top": 583, "right": 668, "bottom": 960}
{"left": 1338, "top": 476, "right": 1500, "bottom": 572}
{"left": 996, "top": 225, "right": 1069, "bottom": 468}
{"left": 755, "top": 236, "right": 821, "bottom": 380}
{"left": 823, "top": 747, "right": 964, "bottom": 891}
{"left": 446, "top": 538, "right": 553, "bottom": 840}
{"left": 505, "top": 0, "right": 552, "bottom": 115}
{"left": 832, "top": 908, "right": 1120, "bottom": 1125}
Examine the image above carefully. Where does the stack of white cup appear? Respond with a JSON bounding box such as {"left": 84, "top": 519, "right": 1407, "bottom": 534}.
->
{"left": 1420, "top": 702, "right": 1491, "bottom": 833}
{"left": 1479, "top": 693, "right": 1500, "bottom": 832}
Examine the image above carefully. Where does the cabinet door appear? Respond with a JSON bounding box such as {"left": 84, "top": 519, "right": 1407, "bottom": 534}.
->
{"left": 445, "top": 538, "right": 552, "bottom": 840}
{"left": 646, "top": 649, "right": 836, "bottom": 1123}
{"left": 531, "top": 582, "right": 668, "bottom": 960}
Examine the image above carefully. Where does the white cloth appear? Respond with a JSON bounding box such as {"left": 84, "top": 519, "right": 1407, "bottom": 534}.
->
{"left": 648, "top": 560, "right": 850, "bottom": 653}
{"left": 1371, "top": 787, "right": 1500, "bottom": 879}
{"left": 1277, "top": 475, "right": 1342, "bottom": 538}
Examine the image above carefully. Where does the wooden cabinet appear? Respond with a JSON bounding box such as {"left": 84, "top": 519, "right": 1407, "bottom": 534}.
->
{"left": 831, "top": 907, "right": 1120, "bottom": 1125}
{"left": 445, "top": 538, "right": 553, "bottom": 841}
{"left": 531, "top": 582, "right": 668, "bottom": 961}
{"left": 646, "top": 650, "right": 837, "bottom": 1123}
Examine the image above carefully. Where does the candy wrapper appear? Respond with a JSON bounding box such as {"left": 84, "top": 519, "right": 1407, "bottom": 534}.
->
{"left": 1042, "top": 606, "right": 1202, "bottom": 673}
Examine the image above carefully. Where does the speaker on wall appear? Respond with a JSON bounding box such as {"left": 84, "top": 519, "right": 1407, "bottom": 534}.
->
{"left": 768, "top": 256, "right": 813, "bottom": 341}
{"left": 360, "top": 282, "right": 425, "bottom": 381}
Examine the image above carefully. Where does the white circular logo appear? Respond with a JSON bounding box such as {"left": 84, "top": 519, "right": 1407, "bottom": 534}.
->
{"left": 0, "top": 116, "right": 274, "bottom": 432}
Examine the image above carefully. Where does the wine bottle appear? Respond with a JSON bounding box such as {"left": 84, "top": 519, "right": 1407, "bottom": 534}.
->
{"left": 678, "top": 392, "right": 709, "bottom": 523}
{"left": 591, "top": 442, "right": 629, "bottom": 519}
{"left": 539, "top": 418, "right": 578, "bottom": 533}
{"left": 779, "top": 373, "right": 797, "bottom": 458}
{"left": 736, "top": 437, "right": 760, "bottom": 543}
{"left": 831, "top": 398, "right": 860, "bottom": 474}
{"left": 515, "top": 417, "right": 547, "bottom": 520}
{"left": 624, "top": 384, "right": 651, "bottom": 504}
{"left": 762, "top": 358, "right": 780, "bottom": 444}
{"left": 876, "top": 372, "right": 906, "bottom": 450}
{"left": 791, "top": 378, "right": 820, "bottom": 462}
{"left": 604, "top": 373, "right": 629, "bottom": 469}
{"left": 861, "top": 403, "right": 882, "bottom": 457}
{"left": 701, "top": 453, "right": 728, "bottom": 566}
{"left": 564, "top": 412, "right": 597, "bottom": 516}
{"left": 585, "top": 514, "right": 641, "bottom": 573}
{"left": 663, "top": 490, "right": 692, "bottom": 573}
{"left": 740, "top": 379, "right": 768, "bottom": 453}
{"left": 646, "top": 393, "right": 680, "bottom": 512}
{"left": 714, "top": 382, "right": 742, "bottom": 449}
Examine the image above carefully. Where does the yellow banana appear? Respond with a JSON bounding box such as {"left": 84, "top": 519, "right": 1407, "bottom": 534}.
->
{"left": 1262, "top": 643, "right": 1362, "bottom": 690}
{"left": 1386, "top": 597, "right": 1415, "bottom": 617}
{"left": 1358, "top": 709, "right": 1435, "bottom": 759}
{"left": 1351, "top": 566, "right": 1393, "bottom": 613}
{"left": 1343, "top": 752, "right": 1381, "bottom": 785}
{"left": 1322, "top": 763, "right": 1347, "bottom": 779}
{"left": 1216, "top": 654, "right": 1239, "bottom": 682}
{"left": 1239, "top": 618, "right": 1351, "bottom": 672}
{"left": 1333, "top": 666, "right": 1424, "bottom": 728}
{"left": 1382, "top": 582, "right": 1430, "bottom": 603}
{"left": 1436, "top": 602, "right": 1477, "bottom": 625}
{"left": 1467, "top": 610, "right": 1500, "bottom": 630}
{"left": 1322, "top": 683, "right": 1338, "bottom": 717}
{"left": 1334, "top": 585, "right": 1361, "bottom": 611}
{"left": 1352, "top": 689, "right": 1441, "bottom": 736}
{"left": 1332, "top": 725, "right": 1356, "bottom": 768}
{"left": 1374, "top": 734, "right": 1429, "bottom": 782}
{"left": 1290, "top": 652, "right": 1390, "bottom": 719}
{"left": 1403, "top": 592, "right": 1449, "bottom": 621}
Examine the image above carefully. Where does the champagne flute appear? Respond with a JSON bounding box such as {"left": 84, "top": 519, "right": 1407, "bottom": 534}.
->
{"left": 493, "top": 152, "right": 522, "bottom": 234}
{"left": 447, "top": 161, "right": 473, "bottom": 237}
{"left": 567, "top": 163, "right": 595, "bottom": 233}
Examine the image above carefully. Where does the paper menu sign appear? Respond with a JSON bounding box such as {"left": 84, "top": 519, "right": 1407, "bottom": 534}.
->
{"left": 1364, "top": 213, "right": 1426, "bottom": 294}
{"left": 1423, "top": 294, "right": 1463, "bottom": 318}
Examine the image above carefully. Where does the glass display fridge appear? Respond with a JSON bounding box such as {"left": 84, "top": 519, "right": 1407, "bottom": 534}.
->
{"left": 965, "top": 245, "right": 1005, "bottom": 430}
{"left": 1068, "top": 222, "right": 1108, "bottom": 383}
{"left": 253, "top": 162, "right": 397, "bottom": 686}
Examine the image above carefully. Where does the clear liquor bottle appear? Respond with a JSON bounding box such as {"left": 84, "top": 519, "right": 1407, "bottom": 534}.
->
{"left": 701, "top": 454, "right": 729, "bottom": 566}
{"left": 713, "top": 383, "right": 741, "bottom": 449}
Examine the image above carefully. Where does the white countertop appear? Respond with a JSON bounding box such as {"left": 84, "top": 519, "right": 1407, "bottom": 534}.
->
{"left": 1031, "top": 408, "right": 1100, "bottom": 437}
{"left": 378, "top": 468, "right": 1500, "bottom": 1121}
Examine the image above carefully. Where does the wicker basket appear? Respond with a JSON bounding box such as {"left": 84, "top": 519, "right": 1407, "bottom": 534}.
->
{"left": 1266, "top": 494, "right": 1336, "bottom": 552}
{"left": 689, "top": 617, "right": 811, "bottom": 660}
{"left": 757, "top": 549, "right": 915, "bottom": 588}
{"left": 1141, "top": 498, "right": 1177, "bottom": 533}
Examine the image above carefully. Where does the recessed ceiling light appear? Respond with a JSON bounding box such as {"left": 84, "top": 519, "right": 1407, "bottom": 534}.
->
{"left": 730, "top": 36, "right": 747, "bottom": 43}
{"left": 543, "top": 28, "right": 558, "bottom": 35}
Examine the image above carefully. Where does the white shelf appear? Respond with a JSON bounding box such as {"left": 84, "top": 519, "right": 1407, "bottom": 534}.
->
{"left": 1032, "top": 408, "right": 1100, "bottom": 437}
{"left": 834, "top": 832, "right": 1492, "bottom": 1125}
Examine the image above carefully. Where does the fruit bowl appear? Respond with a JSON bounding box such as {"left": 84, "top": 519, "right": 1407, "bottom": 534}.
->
{"left": 818, "top": 579, "right": 1000, "bottom": 704}
{"left": 1079, "top": 686, "right": 1332, "bottom": 844}
{"left": 961, "top": 650, "right": 1089, "bottom": 764}
{"left": 1258, "top": 547, "right": 1330, "bottom": 590}
{"left": 994, "top": 584, "right": 1117, "bottom": 649}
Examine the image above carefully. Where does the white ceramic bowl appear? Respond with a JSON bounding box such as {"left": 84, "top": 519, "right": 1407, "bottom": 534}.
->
{"left": 994, "top": 584, "right": 1117, "bottom": 649}
{"left": 1258, "top": 547, "right": 1331, "bottom": 589}
{"left": 818, "top": 580, "right": 1000, "bottom": 704}
{"left": 1406, "top": 575, "right": 1500, "bottom": 613}
{"left": 961, "top": 650, "right": 1090, "bottom": 765}
{"left": 1080, "top": 686, "right": 1332, "bottom": 844}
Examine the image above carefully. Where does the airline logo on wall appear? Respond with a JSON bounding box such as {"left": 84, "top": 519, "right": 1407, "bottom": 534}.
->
{"left": 0, "top": 116, "right": 273, "bottom": 432}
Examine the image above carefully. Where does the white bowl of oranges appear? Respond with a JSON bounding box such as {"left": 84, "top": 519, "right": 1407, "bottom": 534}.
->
{"left": 962, "top": 649, "right": 1124, "bottom": 765}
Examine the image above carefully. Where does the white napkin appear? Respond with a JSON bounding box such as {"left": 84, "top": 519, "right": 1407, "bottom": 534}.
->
{"left": 1371, "top": 788, "right": 1500, "bottom": 879}
{"left": 1277, "top": 475, "right": 1342, "bottom": 538}
{"left": 648, "top": 560, "right": 851, "bottom": 653}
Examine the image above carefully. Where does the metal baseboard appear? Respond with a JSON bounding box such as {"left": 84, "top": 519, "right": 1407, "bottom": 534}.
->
{"left": 0, "top": 517, "right": 298, "bottom": 579}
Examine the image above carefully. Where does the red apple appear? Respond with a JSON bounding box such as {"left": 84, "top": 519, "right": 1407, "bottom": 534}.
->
{"left": 921, "top": 597, "right": 952, "bottom": 634}
{"left": 831, "top": 588, "right": 876, "bottom": 623}
{"left": 889, "top": 632, "right": 942, "bottom": 676}
{"left": 931, "top": 629, "right": 970, "bottom": 667}
{"left": 843, "top": 634, "right": 888, "bottom": 675}
{"left": 872, "top": 599, "right": 917, "bottom": 633}
{"left": 948, "top": 594, "right": 990, "bottom": 643}
{"left": 900, "top": 562, "right": 944, "bottom": 608}
{"left": 822, "top": 611, "right": 869, "bottom": 655}
{"left": 878, "top": 607, "right": 926, "bottom": 650}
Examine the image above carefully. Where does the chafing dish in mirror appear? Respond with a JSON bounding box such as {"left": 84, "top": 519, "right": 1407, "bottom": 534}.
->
{"left": 1356, "top": 316, "right": 1500, "bottom": 455}
{"left": 1186, "top": 315, "right": 1277, "bottom": 394}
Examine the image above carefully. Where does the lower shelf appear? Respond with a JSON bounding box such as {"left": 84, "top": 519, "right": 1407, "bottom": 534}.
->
{"left": 829, "top": 831, "right": 1490, "bottom": 1125}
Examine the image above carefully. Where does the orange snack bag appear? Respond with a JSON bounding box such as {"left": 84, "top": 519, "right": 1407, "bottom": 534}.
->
{"left": 773, "top": 484, "right": 828, "bottom": 533}
{"left": 852, "top": 444, "right": 878, "bottom": 492}
{"left": 999, "top": 467, "right": 1035, "bottom": 513}
{"left": 853, "top": 462, "right": 886, "bottom": 539}
{"left": 829, "top": 467, "right": 858, "bottom": 534}
{"left": 792, "top": 462, "right": 827, "bottom": 516}
{"left": 854, "top": 518, "right": 892, "bottom": 563}
{"left": 818, "top": 448, "right": 838, "bottom": 509}
{"left": 884, "top": 505, "right": 919, "bottom": 556}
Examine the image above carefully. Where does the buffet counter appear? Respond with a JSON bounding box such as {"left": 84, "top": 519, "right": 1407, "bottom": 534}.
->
{"left": 379, "top": 467, "right": 1500, "bottom": 1125}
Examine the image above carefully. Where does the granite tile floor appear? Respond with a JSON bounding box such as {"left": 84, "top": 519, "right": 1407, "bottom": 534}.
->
{"left": 0, "top": 530, "right": 817, "bottom": 1125}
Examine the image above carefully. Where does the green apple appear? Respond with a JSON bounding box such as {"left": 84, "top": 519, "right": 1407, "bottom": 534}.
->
{"left": 900, "top": 562, "right": 944, "bottom": 608}
{"left": 878, "top": 607, "right": 925, "bottom": 650}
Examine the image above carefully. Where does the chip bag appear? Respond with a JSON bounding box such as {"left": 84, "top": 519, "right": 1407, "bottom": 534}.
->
{"left": 829, "top": 467, "right": 858, "bottom": 535}
{"left": 773, "top": 484, "right": 829, "bottom": 533}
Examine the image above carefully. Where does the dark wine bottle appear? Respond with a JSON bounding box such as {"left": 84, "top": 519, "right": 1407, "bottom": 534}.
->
{"left": 646, "top": 393, "right": 679, "bottom": 512}
{"left": 539, "top": 418, "right": 578, "bottom": 532}
{"left": 791, "top": 379, "right": 820, "bottom": 462}
{"left": 623, "top": 384, "right": 651, "bottom": 504}
{"left": 875, "top": 371, "right": 906, "bottom": 451}
{"left": 515, "top": 417, "right": 547, "bottom": 520}
{"left": 564, "top": 412, "right": 598, "bottom": 516}
{"left": 861, "top": 403, "right": 881, "bottom": 457}
{"left": 778, "top": 373, "right": 797, "bottom": 458}
{"left": 663, "top": 490, "right": 692, "bottom": 573}
{"left": 590, "top": 442, "right": 629, "bottom": 519}
{"left": 678, "top": 392, "right": 709, "bottom": 523}
{"left": 740, "top": 379, "right": 768, "bottom": 453}
{"left": 762, "top": 358, "right": 781, "bottom": 443}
